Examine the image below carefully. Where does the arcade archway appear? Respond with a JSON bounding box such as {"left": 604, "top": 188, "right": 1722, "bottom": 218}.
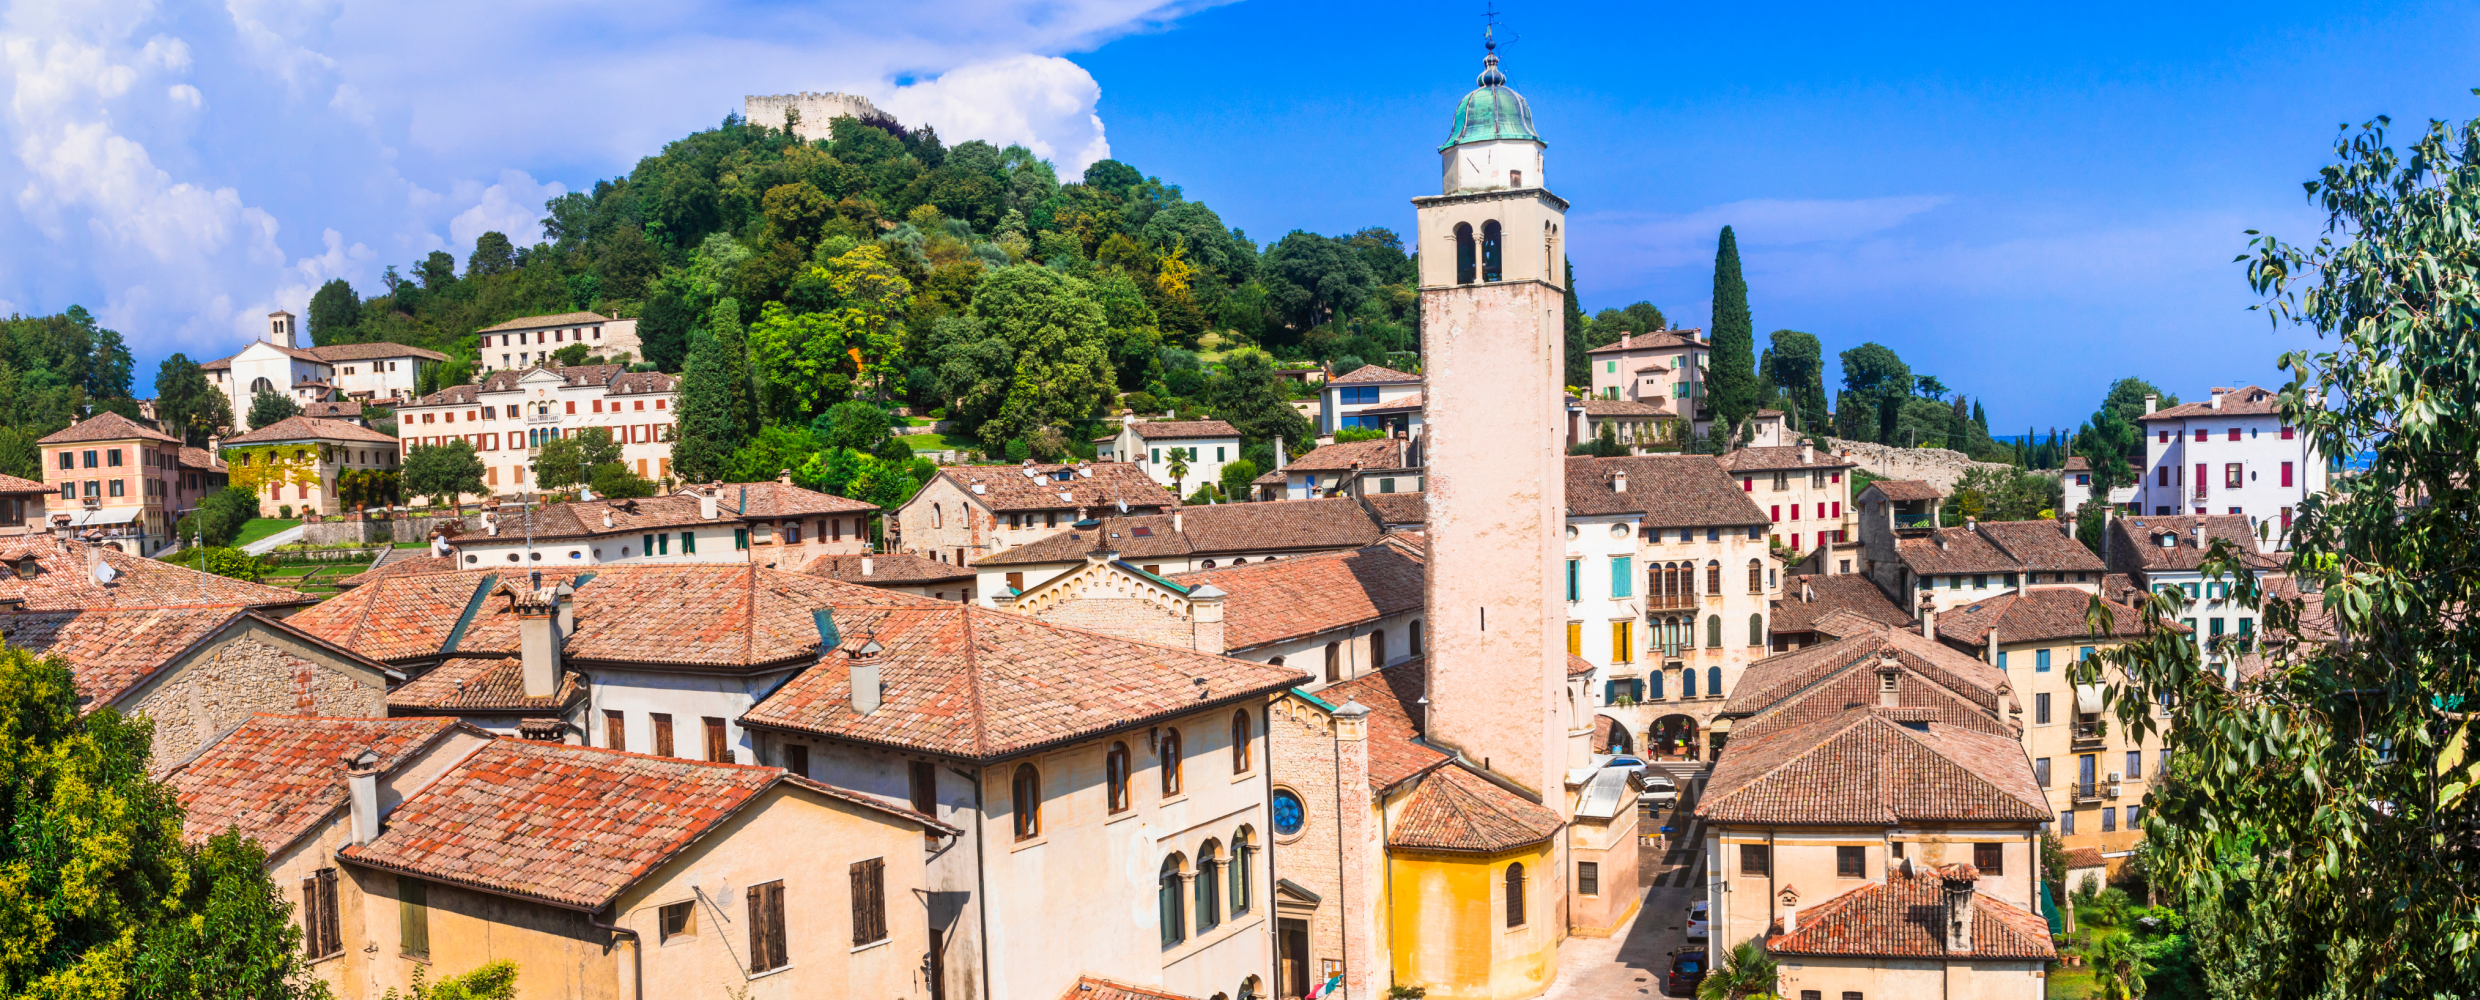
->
{"left": 1647, "top": 714, "right": 1699, "bottom": 760}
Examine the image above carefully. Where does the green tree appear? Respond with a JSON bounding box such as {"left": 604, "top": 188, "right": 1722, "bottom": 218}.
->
{"left": 466, "top": 231, "right": 517, "bottom": 278}
{"left": 247, "top": 387, "right": 301, "bottom": 428}
{"left": 1206, "top": 349, "right": 1314, "bottom": 461}
{"left": 0, "top": 427, "right": 40, "bottom": 481}
{"left": 967, "top": 265, "right": 1114, "bottom": 446}
{"left": 1216, "top": 458, "right": 1260, "bottom": 503}
{"left": 2071, "top": 378, "right": 2175, "bottom": 494}
{"left": 1165, "top": 450, "right": 1190, "bottom": 495}
{"left": 2084, "top": 111, "right": 2480, "bottom": 999}
{"left": 1561, "top": 259, "right": 1590, "bottom": 390}
{"left": 0, "top": 645, "right": 327, "bottom": 998}
{"left": 1706, "top": 226, "right": 1758, "bottom": 435}
{"left": 382, "top": 960, "right": 518, "bottom": 1000}
{"left": 401, "top": 440, "right": 487, "bottom": 506}
{"left": 530, "top": 429, "right": 617, "bottom": 493}
{"left": 2088, "top": 932, "right": 2151, "bottom": 1000}
{"left": 671, "top": 306, "right": 752, "bottom": 483}
{"left": 1838, "top": 342, "right": 1910, "bottom": 444}
{"left": 1694, "top": 939, "right": 1779, "bottom": 1000}
{"left": 589, "top": 462, "right": 658, "bottom": 499}
{"left": 178, "top": 486, "right": 263, "bottom": 548}
{"left": 1759, "top": 330, "right": 1827, "bottom": 431}
{"left": 306, "top": 278, "right": 362, "bottom": 344}
{"left": 815, "top": 400, "right": 893, "bottom": 453}
{"left": 153, "top": 353, "right": 230, "bottom": 445}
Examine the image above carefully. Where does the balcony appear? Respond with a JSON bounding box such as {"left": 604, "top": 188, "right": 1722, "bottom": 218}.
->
{"left": 1894, "top": 513, "right": 1934, "bottom": 528}
{"left": 2070, "top": 723, "right": 2107, "bottom": 751}
{"left": 2071, "top": 781, "right": 2106, "bottom": 804}
{"left": 526, "top": 411, "right": 561, "bottom": 425}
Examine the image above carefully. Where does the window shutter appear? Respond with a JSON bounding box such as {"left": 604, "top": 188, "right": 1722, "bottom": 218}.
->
{"left": 851, "top": 858, "right": 887, "bottom": 945}
{"left": 301, "top": 878, "right": 322, "bottom": 958}
{"left": 316, "top": 869, "right": 341, "bottom": 957}
{"left": 766, "top": 882, "right": 789, "bottom": 969}
{"left": 399, "top": 875, "right": 429, "bottom": 958}
{"left": 748, "top": 884, "right": 769, "bottom": 969}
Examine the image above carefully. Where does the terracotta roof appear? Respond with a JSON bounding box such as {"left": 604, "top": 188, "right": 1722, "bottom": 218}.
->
{"left": 290, "top": 565, "right": 941, "bottom": 669}
{"left": 177, "top": 447, "right": 225, "bottom": 471}
{"left": 707, "top": 482, "right": 878, "bottom": 519}
{"left": 2, "top": 607, "right": 244, "bottom": 707}
{"left": 1722, "top": 446, "right": 1856, "bottom": 472}
{"left": 1327, "top": 364, "right": 1420, "bottom": 385}
{"left": 1585, "top": 329, "right": 1706, "bottom": 354}
{"left": 2064, "top": 847, "right": 2107, "bottom": 869}
{"left": 805, "top": 553, "right": 975, "bottom": 586}
{"left": 2107, "top": 515, "right": 2278, "bottom": 575}
{"left": 1564, "top": 455, "right": 1769, "bottom": 527}
{"left": 0, "top": 538, "right": 311, "bottom": 612}
{"left": 933, "top": 462, "right": 1177, "bottom": 514}
{"left": 305, "top": 342, "right": 450, "bottom": 363}
{"left": 1127, "top": 420, "right": 1238, "bottom": 440}
{"left": 168, "top": 715, "right": 462, "bottom": 852}
{"left": 470, "top": 488, "right": 873, "bottom": 545}
{"left": 300, "top": 400, "right": 363, "bottom": 419}
{"left": 1697, "top": 710, "right": 2049, "bottom": 826}
{"left": 1578, "top": 398, "right": 1668, "bottom": 417}
{"left": 1932, "top": 587, "right": 2158, "bottom": 648}
{"left": 1766, "top": 867, "right": 2056, "bottom": 960}
{"left": 1721, "top": 630, "right": 2014, "bottom": 743}
{"left": 1773, "top": 575, "right": 1915, "bottom": 636}
{"left": 1062, "top": 978, "right": 1202, "bottom": 1000}
{"left": 1862, "top": 479, "right": 1943, "bottom": 502}
{"left": 1308, "top": 660, "right": 1451, "bottom": 789}
{"left": 0, "top": 473, "right": 48, "bottom": 493}
{"left": 477, "top": 311, "right": 618, "bottom": 333}
{"left": 2063, "top": 456, "right": 2091, "bottom": 472}
{"left": 1896, "top": 521, "right": 2103, "bottom": 577}
{"left": 341, "top": 739, "right": 947, "bottom": 910}
{"left": 1809, "top": 608, "right": 1899, "bottom": 640}
{"left": 1568, "top": 653, "right": 1596, "bottom": 677}
{"left": 223, "top": 415, "right": 397, "bottom": 446}
{"left": 38, "top": 411, "right": 179, "bottom": 445}
{"left": 386, "top": 656, "right": 581, "bottom": 715}
{"left": 334, "top": 555, "right": 458, "bottom": 590}
{"left": 1363, "top": 492, "right": 1426, "bottom": 526}
{"left": 2138, "top": 385, "right": 2280, "bottom": 422}
{"left": 1389, "top": 764, "right": 1563, "bottom": 853}
{"left": 1169, "top": 543, "right": 1423, "bottom": 652}
{"left": 742, "top": 604, "right": 1307, "bottom": 763}
{"left": 1283, "top": 438, "right": 1414, "bottom": 473}
{"left": 1358, "top": 393, "right": 1426, "bottom": 415}
{"left": 607, "top": 371, "right": 677, "bottom": 394}
{"left": 977, "top": 499, "right": 1380, "bottom": 567}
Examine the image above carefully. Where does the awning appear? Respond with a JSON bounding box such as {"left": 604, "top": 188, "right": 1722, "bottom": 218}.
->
{"left": 2075, "top": 684, "right": 2106, "bottom": 715}
{"left": 55, "top": 507, "right": 142, "bottom": 527}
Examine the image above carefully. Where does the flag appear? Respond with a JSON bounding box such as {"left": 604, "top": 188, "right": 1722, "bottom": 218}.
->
{"left": 1303, "top": 974, "right": 1343, "bottom": 1000}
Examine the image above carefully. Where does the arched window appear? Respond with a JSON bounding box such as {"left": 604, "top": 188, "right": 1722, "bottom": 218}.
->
{"left": 1161, "top": 729, "right": 1184, "bottom": 796}
{"left": 1324, "top": 642, "right": 1341, "bottom": 683}
{"left": 1159, "top": 855, "right": 1188, "bottom": 947}
{"left": 1011, "top": 764, "right": 1041, "bottom": 840}
{"left": 1231, "top": 710, "right": 1253, "bottom": 773}
{"left": 1683, "top": 667, "right": 1698, "bottom": 698}
{"left": 1196, "top": 841, "right": 1222, "bottom": 932}
{"left": 1240, "top": 976, "right": 1263, "bottom": 1000}
{"left": 1707, "top": 560, "right": 1722, "bottom": 593}
{"left": 1480, "top": 220, "right": 1504, "bottom": 282}
{"left": 1708, "top": 665, "right": 1723, "bottom": 697}
{"left": 1106, "top": 742, "right": 1131, "bottom": 813}
{"left": 1748, "top": 558, "right": 1763, "bottom": 594}
{"left": 1749, "top": 613, "right": 1765, "bottom": 648}
{"left": 1707, "top": 614, "right": 1722, "bottom": 648}
{"left": 1454, "top": 223, "right": 1477, "bottom": 284}
{"left": 1370, "top": 629, "right": 1386, "bottom": 666}
{"left": 1231, "top": 827, "right": 1256, "bottom": 916}
{"left": 249, "top": 377, "right": 273, "bottom": 394}
{"left": 1410, "top": 619, "right": 1423, "bottom": 654}
{"left": 1504, "top": 862, "right": 1527, "bottom": 927}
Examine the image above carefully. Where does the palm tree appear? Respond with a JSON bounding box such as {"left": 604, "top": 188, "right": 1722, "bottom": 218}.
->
{"left": 1166, "top": 450, "right": 1190, "bottom": 496}
{"left": 2087, "top": 931, "right": 2151, "bottom": 1000}
{"left": 1696, "top": 939, "right": 1780, "bottom": 1000}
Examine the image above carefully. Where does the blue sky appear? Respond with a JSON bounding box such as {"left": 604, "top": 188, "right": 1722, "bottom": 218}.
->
{"left": 5, "top": 0, "right": 2477, "bottom": 431}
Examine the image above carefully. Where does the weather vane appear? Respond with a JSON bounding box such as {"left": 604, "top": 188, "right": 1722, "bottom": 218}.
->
{"left": 1481, "top": 2, "right": 1517, "bottom": 55}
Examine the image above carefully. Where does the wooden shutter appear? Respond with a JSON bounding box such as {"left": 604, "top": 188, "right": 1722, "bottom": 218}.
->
{"left": 604, "top": 710, "right": 625, "bottom": 752}
{"left": 652, "top": 714, "right": 673, "bottom": 758}
{"left": 399, "top": 875, "right": 429, "bottom": 958}
{"left": 301, "top": 877, "right": 323, "bottom": 958}
{"left": 704, "top": 717, "right": 729, "bottom": 762}
{"left": 851, "top": 858, "right": 886, "bottom": 944}
{"left": 765, "top": 882, "right": 788, "bottom": 970}
{"left": 316, "top": 869, "right": 341, "bottom": 957}
{"left": 747, "top": 884, "right": 769, "bottom": 970}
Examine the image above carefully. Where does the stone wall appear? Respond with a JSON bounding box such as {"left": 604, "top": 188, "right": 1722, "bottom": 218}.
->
{"left": 1269, "top": 698, "right": 1353, "bottom": 994}
{"left": 128, "top": 631, "right": 388, "bottom": 768}
{"left": 301, "top": 513, "right": 473, "bottom": 547}
{"left": 1823, "top": 437, "right": 2014, "bottom": 493}
{"left": 744, "top": 92, "right": 881, "bottom": 142}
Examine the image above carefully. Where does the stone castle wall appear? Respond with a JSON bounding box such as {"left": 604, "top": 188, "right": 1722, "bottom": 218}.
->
{"left": 1823, "top": 437, "right": 2014, "bottom": 493}
{"left": 744, "top": 92, "right": 881, "bottom": 142}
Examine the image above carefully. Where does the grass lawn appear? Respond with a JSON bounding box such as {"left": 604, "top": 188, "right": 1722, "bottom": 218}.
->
{"left": 2046, "top": 966, "right": 2100, "bottom": 999}
{"left": 900, "top": 433, "right": 964, "bottom": 453}
{"left": 233, "top": 518, "right": 298, "bottom": 546}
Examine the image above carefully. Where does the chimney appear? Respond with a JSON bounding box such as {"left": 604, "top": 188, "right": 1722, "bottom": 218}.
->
{"left": 345, "top": 749, "right": 383, "bottom": 846}
{"left": 1777, "top": 885, "right": 1801, "bottom": 935}
{"left": 510, "top": 580, "right": 569, "bottom": 699}
{"left": 779, "top": 468, "right": 793, "bottom": 486}
{"left": 2209, "top": 387, "right": 2230, "bottom": 411}
{"left": 602, "top": 509, "right": 615, "bottom": 529}
{"left": 698, "top": 487, "right": 719, "bottom": 520}
{"left": 848, "top": 639, "right": 885, "bottom": 715}
{"left": 860, "top": 556, "right": 875, "bottom": 577}
{"left": 1801, "top": 442, "right": 1814, "bottom": 465}
{"left": 1187, "top": 584, "right": 1228, "bottom": 655}
{"left": 1940, "top": 864, "right": 1979, "bottom": 952}
{"left": 1878, "top": 648, "right": 1904, "bottom": 708}
{"left": 1173, "top": 511, "right": 1184, "bottom": 534}
{"left": 1921, "top": 605, "right": 1937, "bottom": 643}
{"left": 1611, "top": 470, "right": 1628, "bottom": 493}
{"left": 1986, "top": 623, "right": 2001, "bottom": 665}
{"left": 2143, "top": 393, "right": 2159, "bottom": 415}
{"left": 1274, "top": 436, "right": 1287, "bottom": 472}
{"left": 2191, "top": 522, "right": 2205, "bottom": 547}
{"left": 1800, "top": 581, "right": 1814, "bottom": 602}
{"left": 1965, "top": 517, "right": 1977, "bottom": 532}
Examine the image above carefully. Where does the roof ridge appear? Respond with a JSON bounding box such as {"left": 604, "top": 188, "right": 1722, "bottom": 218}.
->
{"left": 1706, "top": 710, "right": 1878, "bottom": 811}
{"left": 957, "top": 604, "right": 991, "bottom": 759}
{"left": 1890, "top": 723, "right": 2050, "bottom": 815}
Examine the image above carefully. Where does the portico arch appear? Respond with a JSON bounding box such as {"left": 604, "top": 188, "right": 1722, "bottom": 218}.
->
{"left": 1647, "top": 714, "right": 1698, "bottom": 759}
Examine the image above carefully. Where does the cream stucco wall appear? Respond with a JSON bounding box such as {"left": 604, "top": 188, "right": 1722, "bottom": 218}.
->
{"left": 1704, "top": 825, "right": 2043, "bottom": 954}
{"left": 2000, "top": 636, "right": 2158, "bottom": 857}
{"left": 1563, "top": 513, "right": 1774, "bottom": 760}
{"left": 1775, "top": 956, "right": 2048, "bottom": 1000}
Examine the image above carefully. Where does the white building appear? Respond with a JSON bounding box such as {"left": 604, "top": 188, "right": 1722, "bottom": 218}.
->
{"left": 450, "top": 482, "right": 876, "bottom": 572}
{"left": 2103, "top": 513, "right": 2284, "bottom": 680}
{"left": 393, "top": 364, "right": 678, "bottom": 498}
{"left": 1095, "top": 416, "right": 1242, "bottom": 495}
{"left": 1317, "top": 365, "right": 1422, "bottom": 437}
{"left": 2061, "top": 456, "right": 2138, "bottom": 513}
{"left": 1249, "top": 437, "right": 1421, "bottom": 501}
{"left": 2132, "top": 385, "right": 2326, "bottom": 546}
{"left": 476, "top": 312, "right": 643, "bottom": 371}
{"left": 202, "top": 312, "right": 447, "bottom": 429}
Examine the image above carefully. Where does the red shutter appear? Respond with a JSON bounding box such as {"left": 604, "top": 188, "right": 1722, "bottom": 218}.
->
{"left": 2281, "top": 461, "right": 2294, "bottom": 487}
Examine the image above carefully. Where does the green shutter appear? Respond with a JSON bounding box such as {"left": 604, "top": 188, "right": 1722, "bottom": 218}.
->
{"left": 399, "top": 876, "right": 429, "bottom": 959}
{"left": 1610, "top": 557, "right": 1632, "bottom": 598}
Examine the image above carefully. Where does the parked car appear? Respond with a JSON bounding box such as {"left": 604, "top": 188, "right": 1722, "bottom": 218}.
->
{"left": 1597, "top": 754, "right": 1647, "bottom": 777}
{"left": 1685, "top": 899, "right": 1708, "bottom": 941}
{"left": 1666, "top": 949, "right": 1707, "bottom": 995}
{"left": 1642, "top": 773, "right": 1679, "bottom": 809}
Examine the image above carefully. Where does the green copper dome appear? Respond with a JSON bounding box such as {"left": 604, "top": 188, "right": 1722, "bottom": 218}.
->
{"left": 1440, "top": 51, "right": 1541, "bottom": 151}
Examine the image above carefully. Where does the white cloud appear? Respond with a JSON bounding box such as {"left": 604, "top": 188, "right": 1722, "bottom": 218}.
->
{"left": 879, "top": 54, "right": 1112, "bottom": 170}
{"left": 0, "top": 0, "right": 1222, "bottom": 367}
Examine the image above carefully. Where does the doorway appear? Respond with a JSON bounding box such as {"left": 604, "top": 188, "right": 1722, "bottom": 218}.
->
{"left": 1278, "top": 918, "right": 1311, "bottom": 998}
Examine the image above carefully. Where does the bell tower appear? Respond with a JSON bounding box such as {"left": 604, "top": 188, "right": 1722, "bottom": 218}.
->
{"left": 1414, "top": 38, "right": 1571, "bottom": 802}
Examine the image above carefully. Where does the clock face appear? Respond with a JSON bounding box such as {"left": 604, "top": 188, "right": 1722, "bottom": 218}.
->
{"left": 1272, "top": 789, "right": 1305, "bottom": 835}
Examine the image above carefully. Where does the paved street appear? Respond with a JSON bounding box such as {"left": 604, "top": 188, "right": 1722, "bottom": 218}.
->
{"left": 1543, "top": 766, "right": 1710, "bottom": 1000}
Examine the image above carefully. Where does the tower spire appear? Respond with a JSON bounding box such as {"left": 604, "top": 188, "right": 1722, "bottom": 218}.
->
{"left": 1478, "top": 2, "right": 1507, "bottom": 86}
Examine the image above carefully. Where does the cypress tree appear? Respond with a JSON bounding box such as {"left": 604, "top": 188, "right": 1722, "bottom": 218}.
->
{"left": 1706, "top": 226, "right": 1758, "bottom": 434}
{"left": 1971, "top": 399, "right": 1989, "bottom": 432}
{"left": 1562, "top": 258, "right": 1591, "bottom": 391}
{"left": 670, "top": 302, "right": 750, "bottom": 483}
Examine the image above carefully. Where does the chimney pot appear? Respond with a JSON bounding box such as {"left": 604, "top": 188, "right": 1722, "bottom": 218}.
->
{"left": 1921, "top": 605, "right": 1937, "bottom": 643}
{"left": 860, "top": 556, "right": 874, "bottom": 576}
{"left": 1611, "top": 470, "right": 1628, "bottom": 493}
{"left": 345, "top": 749, "right": 383, "bottom": 846}
{"left": 1172, "top": 511, "right": 1183, "bottom": 533}
{"left": 1941, "top": 865, "right": 1979, "bottom": 952}
{"left": 848, "top": 642, "right": 884, "bottom": 715}
{"left": 2143, "top": 393, "right": 2159, "bottom": 415}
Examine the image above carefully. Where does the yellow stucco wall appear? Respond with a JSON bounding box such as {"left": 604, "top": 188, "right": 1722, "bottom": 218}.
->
{"left": 1385, "top": 844, "right": 1559, "bottom": 1000}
